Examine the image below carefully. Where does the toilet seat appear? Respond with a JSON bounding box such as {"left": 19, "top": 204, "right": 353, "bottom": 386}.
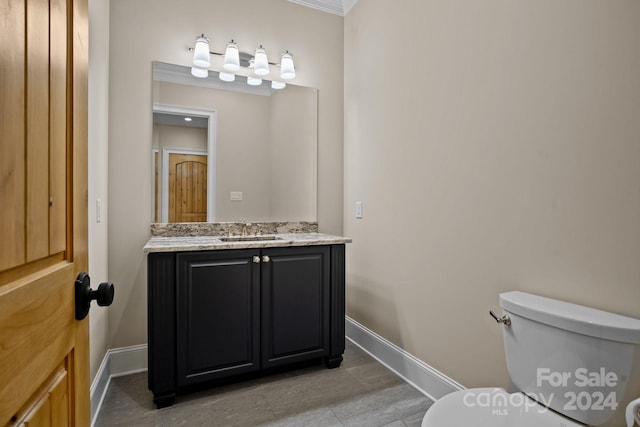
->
{"left": 422, "top": 388, "right": 585, "bottom": 427}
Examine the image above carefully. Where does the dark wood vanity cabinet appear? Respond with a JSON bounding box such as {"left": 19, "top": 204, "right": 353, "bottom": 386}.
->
{"left": 176, "top": 249, "right": 261, "bottom": 387}
{"left": 147, "top": 244, "right": 345, "bottom": 408}
{"left": 261, "top": 246, "right": 331, "bottom": 368}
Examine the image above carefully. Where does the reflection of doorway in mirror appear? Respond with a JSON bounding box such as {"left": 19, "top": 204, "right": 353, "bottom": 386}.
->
{"left": 159, "top": 147, "right": 207, "bottom": 222}
{"left": 153, "top": 104, "right": 217, "bottom": 223}
{"left": 168, "top": 153, "right": 207, "bottom": 222}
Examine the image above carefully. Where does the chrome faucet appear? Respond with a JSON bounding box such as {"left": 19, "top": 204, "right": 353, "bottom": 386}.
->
{"left": 241, "top": 222, "right": 252, "bottom": 237}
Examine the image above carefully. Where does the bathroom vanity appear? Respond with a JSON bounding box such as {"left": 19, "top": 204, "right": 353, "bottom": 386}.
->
{"left": 144, "top": 230, "right": 350, "bottom": 408}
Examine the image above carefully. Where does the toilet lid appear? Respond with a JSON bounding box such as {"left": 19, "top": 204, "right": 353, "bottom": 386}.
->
{"left": 422, "top": 388, "right": 584, "bottom": 427}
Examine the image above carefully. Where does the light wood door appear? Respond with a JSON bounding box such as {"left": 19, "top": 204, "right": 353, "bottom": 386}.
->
{"left": 168, "top": 154, "right": 208, "bottom": 223}
{"left": 0, "top": 0, "right": 89, "bottom": 425}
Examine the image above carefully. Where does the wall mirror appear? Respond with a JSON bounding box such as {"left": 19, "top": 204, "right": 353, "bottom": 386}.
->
{"left": 151, "top": 61, "right": 318, "bottom": 223}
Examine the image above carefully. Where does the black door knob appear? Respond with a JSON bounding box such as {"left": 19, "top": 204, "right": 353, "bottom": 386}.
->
{"left": 75, "top": 272, "right": 115, "bottom": 320}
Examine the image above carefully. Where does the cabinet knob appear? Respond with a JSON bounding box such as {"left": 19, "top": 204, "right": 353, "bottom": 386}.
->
{"left": 262, "top": 255, "right": 270, "bottom": 263}
{"left": 253, "top": 256, "right": 260, "bottom": 263}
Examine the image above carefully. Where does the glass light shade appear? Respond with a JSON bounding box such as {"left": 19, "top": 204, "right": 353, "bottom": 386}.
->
{"left": 254, "top": 47, "right": 270, "bottom": 76}
{"left": 190, "top": 67, "right": 208, "bottom": 78}
{"left": 271, "top": 81, "right": 286, "bottom": 90}
{"left": 192, "top": 36, "right": 210, "bottom": 68}
{"left": 247, "top": 76, "right": 262, "bottom": 86}
{"left": 280, "top": 52, "right": 296, "bottom": 80}
{"left": 219, "top": 71, "right": 235, "bottom": 82}
{"left": 223, "top": 41, "right": 240, "bottom": 72}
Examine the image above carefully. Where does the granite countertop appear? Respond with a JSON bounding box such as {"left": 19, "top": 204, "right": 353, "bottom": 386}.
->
{"left": 144, "top": 233, "right": 352, "bottom": 253}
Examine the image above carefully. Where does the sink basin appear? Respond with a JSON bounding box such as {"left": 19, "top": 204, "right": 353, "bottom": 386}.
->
{"left": 219, "top": 235, "right": 282, "bottom": 243}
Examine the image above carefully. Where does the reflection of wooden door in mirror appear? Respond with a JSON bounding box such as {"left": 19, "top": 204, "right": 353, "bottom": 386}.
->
{"left": 169, "top": 154, "right": 208, "bottom": 222}
{"left": 0, "top": 0, "right": 90, "bottom": 424}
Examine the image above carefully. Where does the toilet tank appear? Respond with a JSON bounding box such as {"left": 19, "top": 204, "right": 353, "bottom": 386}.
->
{"left": 499, "top": 291, "right": 640, "bottom": 426}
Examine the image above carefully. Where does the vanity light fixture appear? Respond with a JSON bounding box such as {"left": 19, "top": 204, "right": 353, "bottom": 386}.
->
{"left": 192, "top": 35, "right": 211, "bottom": 68}
{"left": 253, "top": 46, "right": 270, "bottom": 76}
{"left": 279, "top": 52, "right": 295, "bottom": 80}
{"left": 271, "top": 81, "right": 286, "bottom": 90}
{"left": 223, "top": 40, "right": 240, "bottom": 71}
{"left": 184, "top": 117, "right": 192, "bottom": 122}
{"left": 189, "top": 35, "right": 297, "bottom": 86}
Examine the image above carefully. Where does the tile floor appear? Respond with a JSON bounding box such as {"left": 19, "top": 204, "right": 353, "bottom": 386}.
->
{"left": 94, "top": 340, "right": 433, "bottom": 426}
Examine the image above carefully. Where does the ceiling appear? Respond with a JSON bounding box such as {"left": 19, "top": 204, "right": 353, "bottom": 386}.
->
{"left": 287, "top": 0, "right": 358, "bottom": 16}
{"left": 153, "top": 112, "right": 208, "bottom": 129}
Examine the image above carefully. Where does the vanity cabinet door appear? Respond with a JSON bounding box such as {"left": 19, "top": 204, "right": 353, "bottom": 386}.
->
{"left": 176, "top": 250, "right": 260, "bottom": 386}
{"left": 261, "top": 246, "right": 330, "bottom": 368}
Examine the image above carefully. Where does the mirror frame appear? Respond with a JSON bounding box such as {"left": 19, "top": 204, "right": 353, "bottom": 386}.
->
{"left": 152, "top": 103, "right": 217, "bottom": 222}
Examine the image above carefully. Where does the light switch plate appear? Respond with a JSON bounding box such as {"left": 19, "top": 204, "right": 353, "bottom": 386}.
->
{"left": 355, "top": 201, "right": 363, "bottom": 219}
{"left": 96, "top": 198, "right": 102, "bottom": 223}
{"left": 230, "top": 191, "right": 243, "bottom": 201}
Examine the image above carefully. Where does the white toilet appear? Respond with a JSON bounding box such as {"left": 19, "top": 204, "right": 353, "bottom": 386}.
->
{"left": 422, "top": 291, "right": 640, "bottom": 426}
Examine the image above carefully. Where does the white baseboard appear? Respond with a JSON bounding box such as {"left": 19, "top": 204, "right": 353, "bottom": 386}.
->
{"left": 345, "top": 316, "right": 464, "bottom": 401}
{"left": 90, "top": 344, "right": 148, "bottom": 427}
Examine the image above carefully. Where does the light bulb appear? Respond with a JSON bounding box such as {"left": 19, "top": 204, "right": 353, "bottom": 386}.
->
{"left": 254, "top": 46, "right": 270, "bottom": 76}
{"left": 271, "top": 81, "right": 286, "bottom": 90}
{"left": 192, "top": 35, "right": 210, "bottom": 68}
{"left": 223, "top": 41, "right": 240, "bottom": 72}
{"left": 280, "top": 52, "right": 295, "bottom": 80}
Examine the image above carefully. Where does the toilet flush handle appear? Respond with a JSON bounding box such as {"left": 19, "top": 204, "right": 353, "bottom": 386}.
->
{"left": 489, "top": 310, "right": 511, "bottom": 327}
